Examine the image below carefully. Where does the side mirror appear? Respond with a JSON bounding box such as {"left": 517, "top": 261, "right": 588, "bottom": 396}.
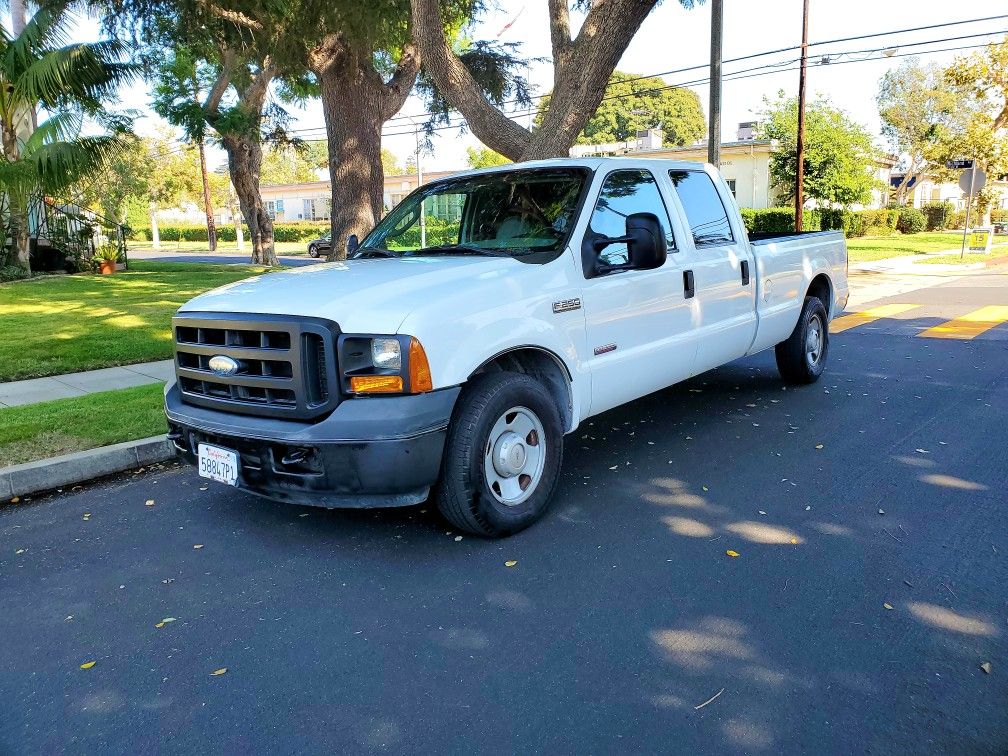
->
{"left": 347, "top": 234, "right": 359, "bottom": 255}
{"left": 582, "top": 212, "right": 666, "bottom": 277}
{"left": 624, "top": 212, "right": 666, "bottom": 270}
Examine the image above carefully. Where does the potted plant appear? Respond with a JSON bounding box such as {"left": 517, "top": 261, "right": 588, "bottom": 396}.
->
{"left": 93, "top": 243, "right": 120, "bottom": 275}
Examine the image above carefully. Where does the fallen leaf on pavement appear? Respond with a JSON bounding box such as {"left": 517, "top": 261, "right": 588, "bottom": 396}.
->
{"left": 815, "top": 444, "right": 824, "bottom": 450}
{"left": 726, "top": 550, "right": 740, "bottom": 558}
{"left": 878, "top": 509, "right": 885, "bottom": 515}
{"left": 10, "top": 497, "right": 19, "bottom": 503}
{"left": 453, "top": 536, "right": 462, "bottom": 542}
{"left": 884, "top": 603, "right": 894, "bottom": 610}
{"left": 82, "top": 513, "right": 91, "bottom": 520}
{"left": 193, "top": 544, "right": 203, "bottom": 549}
{"left": 504, "top": 560, "right": 517, "bottom": 567}
{"left": 80, "top": 661, "right": 96, "bottom": 670}
{"left": 210, "top": 668, "right": 227, "bottom": 676}
{"left": 758, "top": 510, "right": 767, "bottom": 516}
{"left": 790, "top": 537, "right": 798, "bottom": 545}
{"left": 915, "top": 449, "right": 929, "bottom": 454}
{"left": 980, "top": 661, "right": 991, "bottom": 674}
{"left": 145, "top": 499, "right": 155, "bottom": 507}
{"left": 15, "top": 549, "right": 25, "bottom": 555}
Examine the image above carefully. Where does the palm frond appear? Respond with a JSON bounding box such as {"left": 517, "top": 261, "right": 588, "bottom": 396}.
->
{"left": 24, "top": 134, "right": 132, "bottom": 193}
{"left": 2, "top": 5, "right": 72, "bottom": 82}
{"left": 14, "top": 40, "right": 139, "bottom": 111}
{"left": 23, "top": 111, "right": 84, "bottom": 151}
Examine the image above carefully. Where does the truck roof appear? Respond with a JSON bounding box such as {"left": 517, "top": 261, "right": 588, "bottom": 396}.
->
{"left": 442, "top": 156, "right": 716, "bottom": 181}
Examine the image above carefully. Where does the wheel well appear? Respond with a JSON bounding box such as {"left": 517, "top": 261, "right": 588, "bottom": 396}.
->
{"left": 470, "top": 348, "right": 574, "bottom": 432}
{"left": 807, "top": 274, "right": 832, "bottom": 315}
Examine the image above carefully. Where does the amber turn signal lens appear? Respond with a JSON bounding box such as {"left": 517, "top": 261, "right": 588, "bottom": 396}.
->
{"left": 408, "top": 337, "right": 433, "bottom": 393}
{"left": 349, "top": 375, "right": 403, "bottom": 394}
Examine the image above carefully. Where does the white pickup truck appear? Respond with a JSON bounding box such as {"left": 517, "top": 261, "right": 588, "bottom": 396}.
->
{"left": 165, "top": 158, "right": 848, "bottom": 536}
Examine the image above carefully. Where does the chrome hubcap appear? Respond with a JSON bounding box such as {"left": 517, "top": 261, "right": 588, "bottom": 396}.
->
{"left": 483, "top": 406, "right": 545, "bottom": 506}
{"left": 806, "top": 314, "right": 823, "bottom": 366}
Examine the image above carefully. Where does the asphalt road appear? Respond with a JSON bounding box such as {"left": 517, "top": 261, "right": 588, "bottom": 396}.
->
{"left": 2, "top": 270, "right": 1006, "bottom": 754}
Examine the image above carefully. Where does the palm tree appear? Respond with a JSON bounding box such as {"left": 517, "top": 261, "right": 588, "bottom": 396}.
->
{"left": 0, "top": 5, "right": 136, "bottom": 273}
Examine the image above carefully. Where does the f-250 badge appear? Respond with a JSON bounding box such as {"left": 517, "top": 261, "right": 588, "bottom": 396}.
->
{"left": 552, "top": 298, "right": 581, "bottom": 313}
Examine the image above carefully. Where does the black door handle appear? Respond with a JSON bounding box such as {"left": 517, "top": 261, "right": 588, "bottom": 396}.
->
{"left": 683, "top": 269, "right": 695, "bottom": 299}
{"left": 741, "top": 260, "right": 750, "bottom": 286}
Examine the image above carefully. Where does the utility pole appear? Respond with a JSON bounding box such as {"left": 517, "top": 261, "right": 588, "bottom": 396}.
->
{"left": 795, "top": 0, "right": 810, "bottom": 232}
{"left": 197, "top": 139, "right": 218, "bottom": 252}
{"left": 708, "top": 0, "right": 723, "bottom": 167}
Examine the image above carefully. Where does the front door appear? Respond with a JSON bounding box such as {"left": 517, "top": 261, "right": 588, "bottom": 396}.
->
{"left": 580, "top": 168, "right": 699, "bottom": 416}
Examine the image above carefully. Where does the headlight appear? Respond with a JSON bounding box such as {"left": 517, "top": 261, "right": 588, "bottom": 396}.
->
{"left": 338, "top": 335, "right": 433, "bottom": 395}
{"left": 371, "top": 337, "right": 401, "bottom": 370}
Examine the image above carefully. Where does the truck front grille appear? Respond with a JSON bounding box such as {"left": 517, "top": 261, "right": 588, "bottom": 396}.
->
{"left": 173, "top": 313, "right": 340, "bottom": 420}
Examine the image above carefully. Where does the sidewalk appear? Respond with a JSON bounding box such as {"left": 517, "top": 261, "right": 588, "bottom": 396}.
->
{"left": 0, "top": 360, "right": 174, "bottom": 408}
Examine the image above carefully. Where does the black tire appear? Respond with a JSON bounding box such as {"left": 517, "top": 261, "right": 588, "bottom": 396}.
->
{"left": 436, "top": 372, "right": 564, "bottom": 537}
{"left": 308, "top": 244, "right": 319, "bottom": 258}
{"left": 775, "top": 296, "right": 829, "bottom": 385}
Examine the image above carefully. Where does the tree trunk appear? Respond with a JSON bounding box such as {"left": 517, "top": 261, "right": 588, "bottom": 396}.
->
{"left": 317, "top": 69, "right": 386, "bottom": 261}
{"left": 149, "top": 203, "right": 160, "bottom": 249}
{"left": 197, "top": 140, "right": 218, "bottom": 252}
{"left": 2, "top": 125, "right": 29, "bottom": 272}
{"left": 222, "top": 134, "right": 277, "bottom": 266}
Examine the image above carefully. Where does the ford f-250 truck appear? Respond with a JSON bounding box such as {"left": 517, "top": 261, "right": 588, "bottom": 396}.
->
{"left": 165, "top": 158, "right": 848, "bottom": 537}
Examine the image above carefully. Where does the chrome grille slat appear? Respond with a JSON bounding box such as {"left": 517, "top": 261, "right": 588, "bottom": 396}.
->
{"left": 173, "top": 313, "right": 340, "bottom": 420}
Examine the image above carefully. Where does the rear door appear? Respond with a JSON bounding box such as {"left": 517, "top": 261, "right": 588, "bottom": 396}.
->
{"left": 579, "top": 167, "right": 698, "bottom": 416}
{"left": 666, "top": 168, "right": 757, "bottom": 374}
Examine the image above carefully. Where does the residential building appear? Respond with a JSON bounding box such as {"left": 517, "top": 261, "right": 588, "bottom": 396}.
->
{"left": 890, "top": 173, "right": 1008, "bottom": 211}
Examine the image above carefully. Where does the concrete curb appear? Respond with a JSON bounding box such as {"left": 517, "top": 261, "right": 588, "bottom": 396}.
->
{"left": 0, "top": 435, "right": 175, "bottom": 500}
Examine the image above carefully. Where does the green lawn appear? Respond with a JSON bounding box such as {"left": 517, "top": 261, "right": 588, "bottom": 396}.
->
{"left": 846, "top": 232, "right": 969, "bottom": 263}
{"left": 0, "top": 383, "right": 166, "bottom": 466}
{"left": 916, "top": 252, "right": 1000, "bottom": 265}
{"left": 0, "top": 261, "right": 273, "bottom": 382}
{"left": 129, "top": 240, "right": 310, "bottom": 256}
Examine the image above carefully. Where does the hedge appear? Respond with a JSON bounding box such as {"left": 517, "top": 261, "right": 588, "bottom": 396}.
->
{"left": 131, "top": 221, "right": 331, "bottom": 244}
{"left": 896, "top": 206, "right": 926, "bottom": 234}
{"left": 739, "top": 207, "right": 820, "bottom": 233}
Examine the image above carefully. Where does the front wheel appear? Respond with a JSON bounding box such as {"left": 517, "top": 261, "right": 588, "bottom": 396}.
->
{"left": 775, "top": 295, "right": 829, "bottom": 384}
{"left": 436, "top": 372, "right": 563, "bottom": 537}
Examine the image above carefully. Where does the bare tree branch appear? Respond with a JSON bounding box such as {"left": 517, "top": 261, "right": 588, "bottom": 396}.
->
{"left": 203, "top": 48, "right": 238, "bottom": 117}
{"left": 380, "top": 42, "right": 422, "bottom": 120}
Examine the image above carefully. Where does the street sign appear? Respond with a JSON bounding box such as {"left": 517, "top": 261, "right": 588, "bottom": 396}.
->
{"left": 969, "top": 228, "right": 992, "bottom": 253}
{"left": 946, "top": 159, "right": 974, "bottom": 169}
{"left": 959, "top": 168, "right": 987, "bottom": 194}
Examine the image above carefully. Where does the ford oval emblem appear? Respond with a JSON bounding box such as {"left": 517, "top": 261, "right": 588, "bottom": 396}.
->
{"left": 208, "top": 355, "right": 240, "bottom": 376}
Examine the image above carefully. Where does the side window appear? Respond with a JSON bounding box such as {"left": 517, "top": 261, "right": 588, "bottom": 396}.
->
{"left": 589, "top": 170, "right": 674, "bottom": 266}
{"left": 668, "top": 170, "right": 734, "bottom": 246}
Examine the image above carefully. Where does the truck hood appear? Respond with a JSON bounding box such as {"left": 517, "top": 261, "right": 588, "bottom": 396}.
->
{"left": 178, "top": 255, "right": 525, "bottom": 334}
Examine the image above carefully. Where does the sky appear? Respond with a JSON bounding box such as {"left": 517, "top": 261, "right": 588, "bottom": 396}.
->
{"left": 32, "top": 1, "right": 1008, "bottom": 174}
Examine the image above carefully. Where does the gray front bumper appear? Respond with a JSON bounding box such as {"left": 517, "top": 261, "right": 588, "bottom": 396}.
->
{"left": 165, "top": 382, "right": 461, "bottom": 508}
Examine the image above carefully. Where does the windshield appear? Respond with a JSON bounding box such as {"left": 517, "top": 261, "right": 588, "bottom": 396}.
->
{"left": 361, "top": 167, "right": 588, "bottom": 257}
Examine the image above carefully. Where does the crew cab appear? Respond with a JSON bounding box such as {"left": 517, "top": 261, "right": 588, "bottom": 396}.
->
{"left": 165, "top": 158, "right": 848, "bottom": 537}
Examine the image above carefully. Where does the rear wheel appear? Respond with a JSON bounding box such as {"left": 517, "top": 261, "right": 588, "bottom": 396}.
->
{"left": 308, "top": 244, "right": 320, "bottom": 258}
{"left": 775, "top": 295, "right": 829, "bottom": 384}
{"left": 436, "top": 372, "right": 563, "bottom": 537}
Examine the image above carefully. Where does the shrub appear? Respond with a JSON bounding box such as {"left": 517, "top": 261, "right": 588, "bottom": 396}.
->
{"left": 990, "top": 208, "right": 1008, "bottom": 224}
{"left": 921, "top": 201, "right": 954, "bottom": 231}
{"left": 896, "top": 206, "right": 926, "bottom": 234}
{"left": 739, "top": 207, "right": 820, "bottom": 234}
{"left": 819, "top": 208, "right": 902, "bottom": 237}
{"left": 0, "top": 265, "right": 30, "bottom": 282}
{"left": 948, "top": 209, "right": 967, "bottom": 230}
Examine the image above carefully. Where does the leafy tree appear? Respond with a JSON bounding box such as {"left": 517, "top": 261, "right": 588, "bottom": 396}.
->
{"left": 941, "top": 39, "right": 1008, "bottom": 218}
{"left": 466, "top": 146, "right": 510, "bottom": 168}
{"left": 0, "top": 6, "right": 135, "bottom": 273}
{"left": 260, "top": 144, "right": 322, "bottom": 185}
{"left": 757, "top": 92, "right": 878, "bottom": 208}
{"left": 382, "top": 148, "right": 405, "bottom": 175}
{"left": 411, "top": 0, "right": 699, "bottom": 161}
{"left": 537, "top": 71, "right": 705, "bottom": 148}
{"left": 877, "top": 60, "right": 957, "bottom": 204}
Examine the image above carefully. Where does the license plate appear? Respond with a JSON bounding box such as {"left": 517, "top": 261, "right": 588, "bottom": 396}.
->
{"left": 197, "top": 443, "right": 239, "bottom": 486}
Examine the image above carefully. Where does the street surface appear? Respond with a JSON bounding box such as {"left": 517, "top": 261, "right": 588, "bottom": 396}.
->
{"left": 2, "top": 268, "right": 1006, "bottom": 753}
{"left": 127, "top": 249, "right": 322, "bottom": 267}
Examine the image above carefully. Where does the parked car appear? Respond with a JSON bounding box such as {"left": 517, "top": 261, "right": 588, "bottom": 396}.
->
{"left": 166, "top": 158, "right": 848, "bottom": 537}
{"left": 307, "top": 233, "right": 331, "bottom": 258}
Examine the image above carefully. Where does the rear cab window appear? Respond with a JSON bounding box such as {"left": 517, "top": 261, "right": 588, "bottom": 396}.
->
{"left": 668, "top": 170, "right": 734, "bottom": 247}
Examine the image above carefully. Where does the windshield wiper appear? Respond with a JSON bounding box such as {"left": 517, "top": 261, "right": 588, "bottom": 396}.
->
{"left": 414, "top": 244, "right": 529, "bottom": 258}
{"left": 351, "top": 246, "right": 399, "bottom": 259}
